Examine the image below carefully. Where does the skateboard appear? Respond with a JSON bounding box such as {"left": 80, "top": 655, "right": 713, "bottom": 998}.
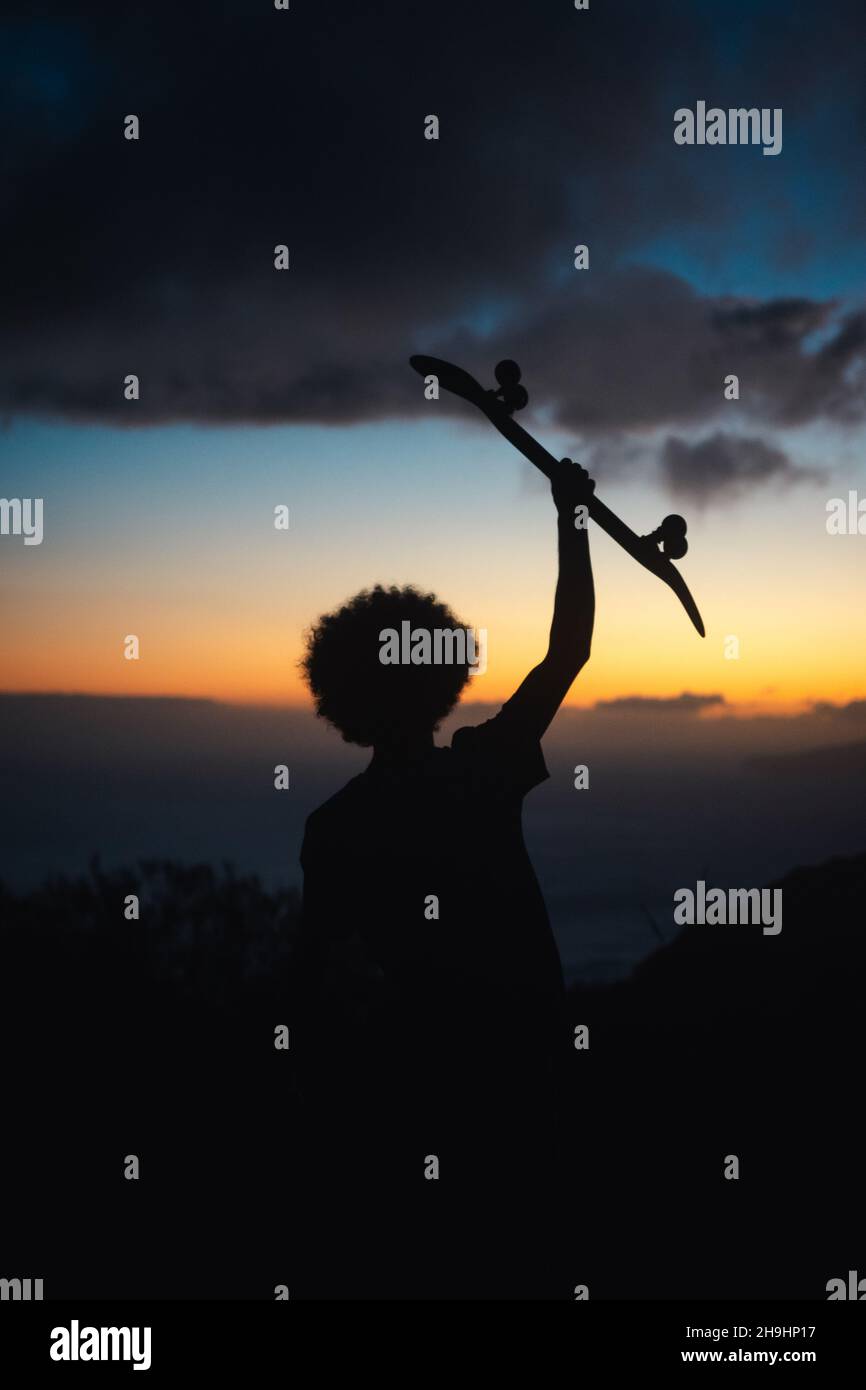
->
{"left": 409, "top": 354, "right": 705, "bottom": 638}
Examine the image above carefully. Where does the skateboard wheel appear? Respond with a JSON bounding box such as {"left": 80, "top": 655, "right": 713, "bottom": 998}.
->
{"left": 494, "top": 359, "right": 522, "bottom": 387}
{"left": 659, "top": 515, "right": 688, "bottom": 559}
{"left": 505, "top": 383, "right": 529, "bottom": 412}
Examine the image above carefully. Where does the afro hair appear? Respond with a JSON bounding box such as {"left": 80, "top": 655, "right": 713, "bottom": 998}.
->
{"left": 300, "top": 584, "right": 475, "bottom": 746}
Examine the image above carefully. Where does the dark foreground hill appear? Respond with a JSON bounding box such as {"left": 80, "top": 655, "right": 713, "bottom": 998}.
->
{"left": 1, "top": 851, "right": 863, "bottom": 1299}
{"left": 568, "top": 851, "right": 865, "bottom": 1299}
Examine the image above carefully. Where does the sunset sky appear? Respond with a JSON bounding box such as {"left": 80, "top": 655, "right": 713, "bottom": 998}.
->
{"left": 2, "top": 0, "right": 865, "bottom": 714}
{"left": 2, "top": 410, "right": 863, "bottom": 710}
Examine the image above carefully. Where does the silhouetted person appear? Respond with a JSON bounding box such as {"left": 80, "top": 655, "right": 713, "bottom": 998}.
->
{"left": 295, "top": 459, "right": 595, "bottom": 1294}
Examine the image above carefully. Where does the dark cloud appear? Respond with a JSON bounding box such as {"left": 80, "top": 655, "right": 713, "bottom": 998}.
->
{"left": 0, "top": 0, "right": 704, "bottom": 425}
{"left": 429, "top": 272, "right": 866, "bottom": 443}
{"left": 658, "top": 430, "right": 822, "bottom": 505}
{"left": 711, "top": 298, "right": 827, "bottom": 348}
{"left": 594, "top": 693, "right": 726, "bottom": 715}
{"left": 2, "top": 0, "right": 866, "bottom": 450}
{"left": 810, "top": 699, "right": 866, "bottom": 721}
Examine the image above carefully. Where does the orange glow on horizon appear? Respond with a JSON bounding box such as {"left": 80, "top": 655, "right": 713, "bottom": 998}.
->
{"left": 3, "top": 446, "right": 864, "bottom": 716}
{"left": 1, "top": 614, "right": 862, "bottom": 718}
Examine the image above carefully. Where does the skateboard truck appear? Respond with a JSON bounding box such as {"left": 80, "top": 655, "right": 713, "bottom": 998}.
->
{"left": 644, "top": 513, "right": 689, "bottom": 560}
{"left": 488, "top": 358, "right": 529, "bottom": 415}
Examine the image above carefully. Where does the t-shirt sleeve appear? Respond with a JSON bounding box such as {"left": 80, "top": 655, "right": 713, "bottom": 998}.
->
{"left": 450, "top": 698, "right": 550, "bottom": 798}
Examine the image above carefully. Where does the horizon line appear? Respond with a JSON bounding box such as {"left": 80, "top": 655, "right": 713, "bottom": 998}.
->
{"left": 0, "top": 688, "right": 854, "bottom": 720}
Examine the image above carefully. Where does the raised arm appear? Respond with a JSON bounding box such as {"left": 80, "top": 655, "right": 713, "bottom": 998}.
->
{"left": 499, "top": 459, "right": 595, "bottom": 741}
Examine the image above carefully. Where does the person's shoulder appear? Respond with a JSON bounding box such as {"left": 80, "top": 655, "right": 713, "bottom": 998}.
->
{"left": 450, "top": 711, "right": 501, "bottom": 750}
{"left": 449, "top": 706, "right": 550, "bottom": 794}
{"left": 450, "top": 706, "right": 521, "bottom": 754}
